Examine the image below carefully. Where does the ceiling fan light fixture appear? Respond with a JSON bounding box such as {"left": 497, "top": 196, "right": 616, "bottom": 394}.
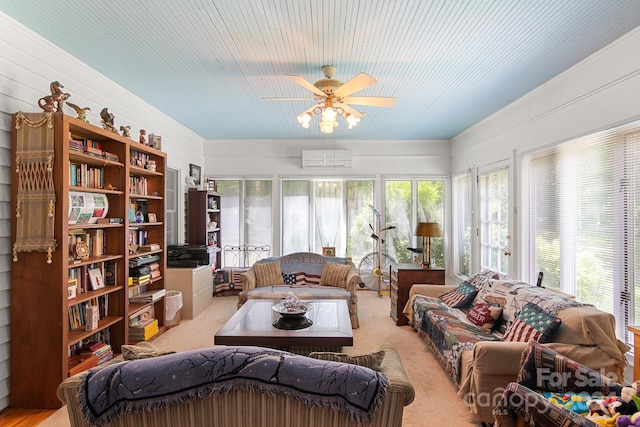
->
{"left": 319, "top": 117, "right": 338, "bottom": 134}
{"left": 346, "top": 114, "right": 360, "bottom": 129}
{"left": 297, "top": 112, "right": 312, "bottom": 128}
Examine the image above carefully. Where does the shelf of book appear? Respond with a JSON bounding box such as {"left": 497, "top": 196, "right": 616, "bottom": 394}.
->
{"left": 10, "top": 112, "right": 166, "bottom": 408}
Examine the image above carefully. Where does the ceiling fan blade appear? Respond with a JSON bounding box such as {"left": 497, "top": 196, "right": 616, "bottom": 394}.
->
{"left": 334, "top": 103, "right": 364, "bottom": 118}
{"left": 333, "top": 73, "right": 377, "bottom": 98}
{"left": 263, "top": 97, "right": 319, "bottom": 101}
{"left": 286, "top": 75, "right": 327, "bottom": 98}
{"left": 342, "top": 96, "right": 397, "bottom": 107}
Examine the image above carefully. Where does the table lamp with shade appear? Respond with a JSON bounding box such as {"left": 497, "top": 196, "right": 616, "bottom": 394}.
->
{"left": 415, "top": 222, "right": 442, "bottom": 269}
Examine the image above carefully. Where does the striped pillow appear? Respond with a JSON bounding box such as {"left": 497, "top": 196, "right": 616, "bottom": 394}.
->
{"left": 308, "top": 350, "right": 386, "bottom": 370}
{"left": 319, "top": 261, "right": 351, "bottom": 287}
{"left": 502, "top": 302, "right": 562, "bottom": 343}
{"left": 254, "top": 261, "right": 284, "bottom": 287}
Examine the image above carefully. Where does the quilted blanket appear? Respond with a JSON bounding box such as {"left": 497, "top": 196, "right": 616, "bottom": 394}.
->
{"left": 412, "top": 296, "right": 500, "bottom": 384}
{"left": 79, "top": 346, "right": 388, "bottom": 426}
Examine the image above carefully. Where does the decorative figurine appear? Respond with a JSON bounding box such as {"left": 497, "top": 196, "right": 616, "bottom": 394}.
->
{"left": 120, "top": 125, "right": 131, "bottom": 138}
{"left": 100, "top": 108, "right": 118, "bottom": 133}
{"left": 139, "top": 129, "right": 146, "bottom": 144}
{"left": 37, "top": 81, "right": 70, "bottom": 112}
{"left": 66, "top": 102, "right": 90, "bottom": 122}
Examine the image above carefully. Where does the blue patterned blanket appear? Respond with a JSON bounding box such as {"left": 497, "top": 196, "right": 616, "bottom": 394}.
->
{"left": 79, "top": 346, "right": 388, "bottom": 426}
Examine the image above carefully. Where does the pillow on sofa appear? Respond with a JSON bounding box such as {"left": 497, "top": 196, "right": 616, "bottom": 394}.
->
{"left": 308, "top": 350, "right": 386, "bottom": 370}
{"left": 122, "top": 341, "right": 175, "bottom": 360}
{"left": 440, "top": 281, "right": 478, "bottom": 308}
{"left": 255, "top": 261, "right": 285, "bottom": 287}
{"left": 467, "top": 302, "right": 502, "bottom": 332}
{"left": 319, "top": 261, "right": 352, "bottom": 287}
{"left": 282, "top": 272, "right": 297, "bottom": 285}
{"left": 468, "top": 269, "right": 507, "bottom": 290}
{"left": 502, "top": 302, "right": 562, "bottom": 343}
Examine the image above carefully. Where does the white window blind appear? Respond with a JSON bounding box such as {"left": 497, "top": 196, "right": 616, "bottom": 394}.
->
{"left": 526, "top": 121, "right": 640, "bottom": 340}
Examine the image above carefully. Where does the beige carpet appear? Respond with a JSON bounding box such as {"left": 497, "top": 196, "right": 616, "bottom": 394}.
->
{"left": 40, "top": 290, "right": 479, "bottom": 426}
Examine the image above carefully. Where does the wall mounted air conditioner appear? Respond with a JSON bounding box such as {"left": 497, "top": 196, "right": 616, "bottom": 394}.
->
{"left": 302, "top": 150, "right": 353, "bottom": 168}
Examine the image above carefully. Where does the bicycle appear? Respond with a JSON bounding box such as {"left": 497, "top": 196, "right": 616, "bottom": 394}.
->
{"left": 357, "top": 206, "right": 397, "bottom": 296}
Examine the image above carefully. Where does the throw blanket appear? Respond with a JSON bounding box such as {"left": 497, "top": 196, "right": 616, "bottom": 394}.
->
{"left": 79, "top": 346, "right": 388, "bottom": 426}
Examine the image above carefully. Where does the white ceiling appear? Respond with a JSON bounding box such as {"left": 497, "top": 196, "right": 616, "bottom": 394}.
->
{"left": 3, "top": 1, "right": 640, "bottom": 141}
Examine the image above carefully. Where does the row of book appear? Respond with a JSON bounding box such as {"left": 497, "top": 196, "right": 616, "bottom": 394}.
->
{"left": 129, "top": 318, "right": 159, "bottom": 341}
{"left": 68, "top": 296, "right": 108, "bottom": 331}
{"left": 69, "top": 162, "right": 104, "bottom": 189}
{"left": 69, "top": 229, "right": 107, "bottom": 260}
{"left": 81, "top": 341, "right": 113, "bottom": 364}
{"left": 129, "top": 288, "right": 165, "bottom": 304}
{"left": 130, "top": 148, "right": 152, "bottom": 168}
{"left": 129, "top": 175, "right": 149, "bottom": 195}
{"left": 69, "top": 261, "right": 116, "bottom": 297}
{"left": 128, "top": 228, "right": 149, "bottom": 247}
{"left": 69, "top": 138, "right": 119, "bottom": 162}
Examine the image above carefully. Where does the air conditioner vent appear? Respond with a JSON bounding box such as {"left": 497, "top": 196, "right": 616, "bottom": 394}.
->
{"left": 302, "top": 150, "right": 353, "bottom": 168}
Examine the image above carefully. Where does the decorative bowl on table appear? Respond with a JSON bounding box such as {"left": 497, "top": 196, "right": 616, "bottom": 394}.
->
{"left": 272, "top": 302, "right": 313, "bottom": 330}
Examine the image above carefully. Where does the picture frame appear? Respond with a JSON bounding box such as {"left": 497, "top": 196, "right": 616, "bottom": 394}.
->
{"left": 67, "top": 278, "right": 78, "bottom": 300}
{"left": 148, "top": 213, "right": 157, "bottom": 223}
{"left": 189, "top": 164, "right": 201, "bottom": 186}
{"left": 88, "top": 267, "right": 105, "bottom": 290}
{"left": 322, "top": 247, "right": 336, "bottom": 257}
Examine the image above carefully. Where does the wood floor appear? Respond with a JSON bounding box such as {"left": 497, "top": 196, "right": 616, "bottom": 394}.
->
{"left": 0, "top": 408, "right": 57, "bottom": 426}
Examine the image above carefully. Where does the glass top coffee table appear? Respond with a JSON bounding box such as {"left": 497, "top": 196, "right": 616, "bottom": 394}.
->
{"left": 214, "top": 299, "right": 353, "bottom": 353}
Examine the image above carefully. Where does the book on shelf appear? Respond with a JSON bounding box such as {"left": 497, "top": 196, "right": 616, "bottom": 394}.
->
{"left": 129, "top": 254, "right": 160, "bottom": 267}
{"left": 104, "top": 261, "right": 117, "bottom": 286}
{"left": 138, "top": 243, "right": 160, "bottom": 252}
{"left": 129, "top": 305, "right": 154, "bottom": 326}
{"left": 130, "top": 274, "right": 151, "bottom": 286}
{"left": 88, "top": 267, "right": 105, "bottom": 290}
{"left": 129, "top": 288, "right": 166, "bottom": 304}
{"left": 85, "top": 305, "right": 99, "bottom": 331}
{"left": 97, "top": 217, "right": 123, "bottom": 224}
{"left": 129, "top": 319, "right": 159, "bottom": 341}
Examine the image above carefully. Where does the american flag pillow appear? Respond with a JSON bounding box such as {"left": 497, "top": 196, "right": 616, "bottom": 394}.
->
{"left": 502, "top": 302, "right": 562, "bottom": 343}
{"left": 440, "top": 281, "right": 478, "bottom": 308}
{"left": 296, "top": 272, "right": 321, "bottom": 286}
{"left": 281, "top": 272, "right": 322, "bottom": 286}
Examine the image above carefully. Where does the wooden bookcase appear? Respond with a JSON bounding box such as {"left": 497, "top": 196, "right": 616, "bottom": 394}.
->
{"left": 9, "top": 112, "right": 166, "bottom": 408}
{"left": 187, "top": 189, "right": 222, "bottom": 269}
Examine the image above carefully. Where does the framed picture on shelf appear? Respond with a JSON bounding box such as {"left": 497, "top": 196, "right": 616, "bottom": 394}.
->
{"left": 322, "top": 247, "right": 336, "bottom": 257}
{"left": 67, "top": 279, "right": 78, "bottom": 300}
{"left": 88, "top": 267, "right": 105, "bottom": 290}
{"left": 189, "top": 164, "right": 201, "bottom": 186}
{"left": 148, "top": 213, "right": 157, "bottom": 223}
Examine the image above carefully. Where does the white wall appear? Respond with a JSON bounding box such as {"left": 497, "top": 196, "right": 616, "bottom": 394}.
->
{"left": 451, "top": 25, "right": 640, "bottom": 174}
{"left": 203, "top": 139, "right": 451, "bottom": 177}
{"left": 0, "top": 12, "right": 205, "bottom": 410}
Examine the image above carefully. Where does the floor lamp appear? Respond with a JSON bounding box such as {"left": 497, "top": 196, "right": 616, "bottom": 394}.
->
{"left": 415, "top": 222, "right": 442, "bottom": 269}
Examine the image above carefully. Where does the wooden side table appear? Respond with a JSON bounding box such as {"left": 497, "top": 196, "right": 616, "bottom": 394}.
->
{"left": 628, "top": 326, "right": 640, "bottom": 381}
{"left": 390, "top": 264, "right": 445, "bottom": 326}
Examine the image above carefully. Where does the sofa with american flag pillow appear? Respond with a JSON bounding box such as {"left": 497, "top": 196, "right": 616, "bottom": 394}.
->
{"left": 238, "top": 252, "right": 361, "bottom": 328}
{"left": 402, "top": 270, "right": 630, "bottom": 425}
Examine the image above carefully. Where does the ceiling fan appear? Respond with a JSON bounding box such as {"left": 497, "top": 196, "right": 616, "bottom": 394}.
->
{"left": 264, "top": 65, "right": 396, "bottom": 134}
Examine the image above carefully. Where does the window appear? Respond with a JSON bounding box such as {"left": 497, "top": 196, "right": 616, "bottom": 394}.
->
{"left": 217, "top": 179, "right": 272, "bottom": 267}
{"left": 478, "top": 167, "right": 509, "bottom": 275}
{"left": 384, "top": 179, "right": 445, "bottom": 266}
{"left": 453, "top": 172, "right": 472, "bottom": 277}
{"left": 282, "top": 179, "right": 374, "bottom": 260}
{"left": 525, "top": 121, "right": 640, "bottom": 341}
